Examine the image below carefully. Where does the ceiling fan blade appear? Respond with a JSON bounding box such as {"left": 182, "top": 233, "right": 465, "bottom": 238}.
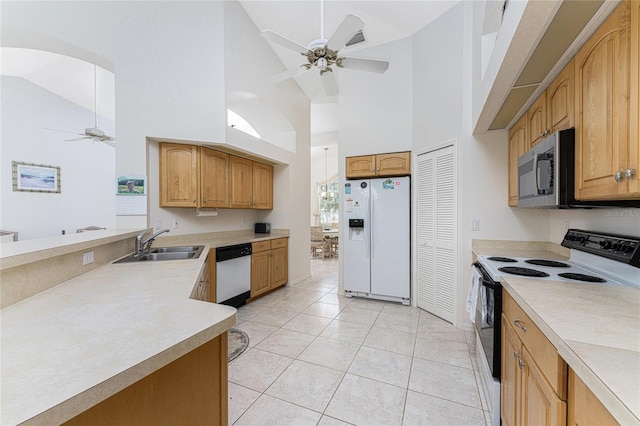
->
{"left": 337, "top": 57, "right": 389, "bottom": 73}
{"left": 101, "top": 140, "right": 116, "bottom": 148}
{"left": 45, "top": 128, "right": 83, "bottom": 136}
{"left": 65, "top": 137, "right": 90, "bottom": 142}
{"left": 321, "top": 70, "right": 338, "bottom": 96}
{"left": 260, "top": 30, "right": 309, "bottom": 55}
{"left": 326, "top": 14, "right": 365, "bottom": 52}
{"left": 268, "top": 66, "right": 310, "bottom": 84}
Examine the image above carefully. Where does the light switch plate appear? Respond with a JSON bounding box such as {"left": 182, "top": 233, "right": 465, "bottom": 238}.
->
{"left": 470, "top": 219, "right": 480, "bottom": 231}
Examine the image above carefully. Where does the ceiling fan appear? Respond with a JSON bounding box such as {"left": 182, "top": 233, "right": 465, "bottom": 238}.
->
{"left": 46, "top": 65, "right": 115, "bottom": 148}
{"left": 260, "top": 2, "right": 389, "bottom": 96}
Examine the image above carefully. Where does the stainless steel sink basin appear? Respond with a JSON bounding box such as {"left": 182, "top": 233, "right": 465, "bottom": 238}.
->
{"left": 114, "top": 245, "right": 204, "bottom": 263}
{"left": 150, "top": 246, "right": 203, "bottom": 254}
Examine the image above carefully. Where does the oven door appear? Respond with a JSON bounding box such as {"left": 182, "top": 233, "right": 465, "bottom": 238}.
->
{"left": 473, "top": 262, "right": 502, "bottom": 379}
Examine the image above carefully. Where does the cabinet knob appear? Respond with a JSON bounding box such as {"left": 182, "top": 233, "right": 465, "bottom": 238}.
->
{"left": 625, "top": 169, "right": 636, "bottom": 181}
{"left": 192, "top": 199, "right": 197, "bottom": 203}
{"left": 203, "top": 198, "right": 207, "bottom": 204}
{"left": 514, "top": 319, "right": 527, "bottom": 332}
{"left": 614, "top": 171, "right": 624, "bottom": 183}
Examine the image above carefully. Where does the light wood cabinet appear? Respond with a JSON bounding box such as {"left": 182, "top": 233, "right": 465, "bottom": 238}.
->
{"left": 508, "top": 114, "right": 529, "bottom": 206}
{"left": 250, "top": 238, "right": 288, "bottom": 298}
{"left": 160, "top": 143, "right": 273, "bottom": 209}
{"left": 200, "top": 148, "right": 229, "bottom": 208}
{"left": 229, "top": 155, "right": 273, "bottom": 209}
{"left": 160, "top": 143, "right": 230, "bottom": 208}
{"left": 346, "top": 151, "right": 411, "bottom": 179}
{"left": 547, "top": 59, "right": 575, "bottom": 133}
{"left": 527, "top": 93, "right": 548, "bottom": 148}
{"left": 501, "top": 291, "right": 567, "bottom": 426}
{"left": 160, "top": 143, "right": 199, "bottom": 207}
{"left": 568, "top": 369, "right": 618, "bottom": 426}
{"left": 190, "top": 255, "right": 211, "bottom": 302}
{"left": 575, "top": 0, "right": 639, "bottom": 200}
{"left": 64, "top": 334, "right": 228, "bottom": 425}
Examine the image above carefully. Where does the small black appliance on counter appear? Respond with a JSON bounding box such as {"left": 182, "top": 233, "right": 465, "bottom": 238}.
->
{"left": 254, "top": 222, "right": 271, "bottom": 234}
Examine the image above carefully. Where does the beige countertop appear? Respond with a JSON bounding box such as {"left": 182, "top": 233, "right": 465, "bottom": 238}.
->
{"left": 502, "top": 277, "right": 640, "bottom": 425}
{"left": 0, "top": 243, "right": 236, "bottom": 425}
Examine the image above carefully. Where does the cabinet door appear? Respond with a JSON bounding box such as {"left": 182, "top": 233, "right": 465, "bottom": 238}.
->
{"left": 629, "top": 0, "right": 640, "bottom": 196}
{"left": 270, "top": 246, "right": 288, "bottom": 289}
{"left": 199, "top": 148, "right": 229, "bottom": 208}
{"left": 376, "top": 152, "right": 411, "bottom": 176}
{"left": 253, "top": 162, "right": 273, "bottom": 209}
{"left": 346, "top": 155, "right": 376, "bottom": 178}
{"left": 568, "top": 369, "right": 618, "bottom": 426}
{"left": 229, "top": 155, "right": 254, "bottom": 208}
{"left": 160, "top": 143, "right": 198, "bottom": 207}
{"left": 502, "top": 316, "right": 520, "bottom": 426}
{"left": 575, "top": 0, "right": 631, "bottom": 200}
{"left": 521, "top": 347, "right": 567, "bottom": 426}
{"left": 527, "top": 93, "right": 548, "bottom": 148}
{"left": 508, "top": 115, "right": 528, "bottom": 206}
{"left": 548, "top": 59, "right": 574, "bottom": 133}
{"left": 251, "top": 250, "right": 271, "bottom": 297}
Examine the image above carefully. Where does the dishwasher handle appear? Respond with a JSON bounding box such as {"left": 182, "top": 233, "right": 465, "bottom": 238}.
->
{"left": 216, "top": 243, "right": 252, "bottom": 262}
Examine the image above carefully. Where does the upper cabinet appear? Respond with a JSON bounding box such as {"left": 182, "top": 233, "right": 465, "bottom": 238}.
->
{"left": 346, "top": 151, "right": 411, "bottom": 179}
{"left": 508, "top": 114, "right": 528, "bottom": 206}
{"left": 160, "top": 143, "right": 200, "bottom": 207}
{"left": 575, "top": 0, "right": 639, "bottom": 200}
{"left": 527, "top": 93, "right": 548, "bottom": 148}
{"left": 547, "top": 58, "right": 575, "bottom": 133}
{"left": 229, "top": 155, "right": 273, "bottom": 209}
{"left": 160, "top": 143, "right": 273, "bottom": 210}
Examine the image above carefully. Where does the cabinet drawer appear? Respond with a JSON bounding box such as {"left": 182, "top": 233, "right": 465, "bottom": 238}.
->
{"left": 270, "top": 238, "right": 288, "bottom": 250}
{"left": 252, "top": 241, "right": 270, "bottom": 253}
{"left": 503, "top": 291, "right": 567, "bottom": 399}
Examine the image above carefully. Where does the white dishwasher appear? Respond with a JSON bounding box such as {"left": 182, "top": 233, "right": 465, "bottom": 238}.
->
{"left": 216, "top": 243, "right": 252, "bottom": 307}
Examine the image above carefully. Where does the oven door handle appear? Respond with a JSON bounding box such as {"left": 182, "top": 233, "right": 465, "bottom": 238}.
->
{"left": 472, "top": 262, "right": 500, "bottom": 289}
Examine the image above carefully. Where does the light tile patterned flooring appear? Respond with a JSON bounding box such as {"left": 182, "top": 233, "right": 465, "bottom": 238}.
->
{"left": 229, "top": 258, "right": 489, "bottom": 425}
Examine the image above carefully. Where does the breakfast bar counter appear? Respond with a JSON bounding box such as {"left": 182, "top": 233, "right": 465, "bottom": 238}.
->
{"left": 0, "top": 243, "right": 236, "bottom": 425}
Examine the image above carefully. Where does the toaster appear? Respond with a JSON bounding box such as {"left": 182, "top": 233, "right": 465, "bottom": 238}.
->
{"left": 254, "top": 223, "right": 271, "bottom": 234}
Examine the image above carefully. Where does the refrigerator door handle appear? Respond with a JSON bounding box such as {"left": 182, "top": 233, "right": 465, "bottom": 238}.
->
{"left": 370, "top": 195, "right": 374, "bottom": 258}
{"left": 365, "top": 185, "right": 371, "bottom": 259}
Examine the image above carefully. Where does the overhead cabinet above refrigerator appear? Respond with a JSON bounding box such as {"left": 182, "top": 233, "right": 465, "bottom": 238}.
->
{"left": 342, "top": 177, "right": 410, "bottom": 304}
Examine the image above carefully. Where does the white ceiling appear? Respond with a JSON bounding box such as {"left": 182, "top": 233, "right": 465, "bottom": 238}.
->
{"left": 238, "top": 0, "right": 460, "bottom": 146}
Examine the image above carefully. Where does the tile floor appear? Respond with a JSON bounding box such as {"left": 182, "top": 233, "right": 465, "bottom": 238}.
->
{"left": 229, "top": 258, "right": 489, "bottom": 425}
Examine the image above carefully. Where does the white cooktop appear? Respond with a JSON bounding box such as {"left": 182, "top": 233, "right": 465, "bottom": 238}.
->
{"left": 476, "top": 254, "right": 626, "bottom": 286}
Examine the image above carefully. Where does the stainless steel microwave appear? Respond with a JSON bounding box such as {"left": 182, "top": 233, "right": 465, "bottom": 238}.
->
{"left": 517, "top": 129, "right": 639, "bottom": 208}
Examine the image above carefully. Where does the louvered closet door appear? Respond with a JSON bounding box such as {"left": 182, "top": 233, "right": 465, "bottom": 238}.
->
{"left": 416, "top": 145, "right": 456, "bottom": 323}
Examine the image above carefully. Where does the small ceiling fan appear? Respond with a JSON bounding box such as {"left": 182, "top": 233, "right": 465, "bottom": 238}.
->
{"left": 260, "top": 1, "right": 389, "bottom": 96}
{"left": 46, "top": 65, "right": 115, "bottom": 148}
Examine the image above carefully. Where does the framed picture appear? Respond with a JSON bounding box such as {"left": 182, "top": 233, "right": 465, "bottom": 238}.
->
{"left": 12, "top": 161, "right": 61, "bottom": 193}
{"left": 116, "top": 176, "right": 146, "bottom": 195}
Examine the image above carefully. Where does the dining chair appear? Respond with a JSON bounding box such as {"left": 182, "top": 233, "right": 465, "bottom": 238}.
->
{"left": 310, "top": 226, "right": 328, "bottom": 259}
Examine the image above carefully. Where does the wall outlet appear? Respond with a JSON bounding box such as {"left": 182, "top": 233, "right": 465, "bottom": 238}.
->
{"left": 242, "top": 217, "right": 246, "bottom": 225}
{"left": 470, "top": 219, "right": 480, "bottom": 231}
{"left": 82, "top": 251, "right": 94, "bottom": 265}
{"left": 155, "top": 218, "right": 163, "bottom": 229}
{"left": 172, "top": 219, "right": 179, "bottom": 229}
{"left": 564, "top": 220, "right": 570, "bottom": 231}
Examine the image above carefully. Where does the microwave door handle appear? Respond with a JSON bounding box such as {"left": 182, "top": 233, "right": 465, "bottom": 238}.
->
{"left": 533, "top": 153, "right": 540, "bottom": 195}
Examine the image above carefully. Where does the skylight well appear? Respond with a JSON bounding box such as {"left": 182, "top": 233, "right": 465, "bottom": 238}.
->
{"left": 227, "top": 109, "right": 260, "bottom": 139}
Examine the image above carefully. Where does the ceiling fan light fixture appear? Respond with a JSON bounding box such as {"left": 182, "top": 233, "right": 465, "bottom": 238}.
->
{"left": 317, "top": 57, "right": 328, "bottom": 70}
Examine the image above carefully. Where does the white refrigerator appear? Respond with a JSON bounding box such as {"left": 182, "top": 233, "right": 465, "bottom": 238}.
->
{"left": 343, "top": 176, "right": 410, "bottom": 304}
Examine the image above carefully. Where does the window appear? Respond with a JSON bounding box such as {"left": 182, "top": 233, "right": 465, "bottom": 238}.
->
{"left": 318, "top": 178, "right": 339, "bottom": 229}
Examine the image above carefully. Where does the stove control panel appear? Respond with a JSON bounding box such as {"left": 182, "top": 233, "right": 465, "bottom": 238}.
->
{"left": 562, "top": 229, "right": 640, "bottom": 267}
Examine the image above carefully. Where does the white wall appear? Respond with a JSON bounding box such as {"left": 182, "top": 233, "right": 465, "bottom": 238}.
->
{"left": 2, "top": 1, "right": 228, "bottom": 233}
{"left": 3, "top": 2, "right": 312, "bottom": 284}
{"left": 1, "top": 76, "right": 115, "bottom": 240}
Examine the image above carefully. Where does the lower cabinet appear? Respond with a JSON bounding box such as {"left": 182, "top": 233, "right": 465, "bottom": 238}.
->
{"left": 63, "top": 334, "right": 228, "bottom": 426}
{"left": 502, "top": 292, "right": 567, "bottom": 426}
{"left": 251, "top": 238, "right": 288, "bottom": 298}
{"left": 190, "top": 252, "right": 212, "bottom": 302}
{"left": 568, "top": 369, "right": 618, "bottom": 426}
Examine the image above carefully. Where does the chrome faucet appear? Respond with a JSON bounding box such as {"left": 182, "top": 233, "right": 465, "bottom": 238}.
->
{"left": 135, "top": 228, "right": 170, "bottom": 256}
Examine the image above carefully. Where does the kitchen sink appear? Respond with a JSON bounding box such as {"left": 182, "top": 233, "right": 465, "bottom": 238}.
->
{"left": 150, "top": 246, "right": 203, "bottom": 254}
{"left": 113, "top": 245, "right": 205, "bottom": 263}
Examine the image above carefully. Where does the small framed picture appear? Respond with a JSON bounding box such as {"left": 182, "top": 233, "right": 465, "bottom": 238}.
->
{"left": 117, "top": 176, "right": 146, "bottom": 195}
{"left": 12, "top": 161, "right": 61, "bottom": 193}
